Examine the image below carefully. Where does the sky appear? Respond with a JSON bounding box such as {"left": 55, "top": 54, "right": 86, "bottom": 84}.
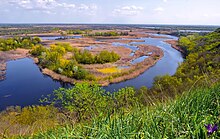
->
{"left": 0, "top": 0, "right": 220, "bottom": 25}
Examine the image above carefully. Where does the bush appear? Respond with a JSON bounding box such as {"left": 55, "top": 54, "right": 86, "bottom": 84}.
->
{"left": 30, "top": 45, "right": 47, "bottom": 56}
{"left": 74, "top": 50, "right": 95, "bottom": 64}
{"left": 73, "top": 67, "right": 89, "bottom": 80}
{"left": 73, "top": 49, "right": 120, "bottom": 64}
{"left": 0, "top": 37, "right": 41, "bottom": 51}
{"left": 43, "top": 83, "right": 139, "bottom": 121}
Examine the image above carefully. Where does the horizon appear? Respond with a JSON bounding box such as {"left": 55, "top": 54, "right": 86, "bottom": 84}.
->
{"left": 0, "top": 0, "right": 220, "bottom": 26}
{"left": 0, "top": 23, "right": 220, "bottom": 27}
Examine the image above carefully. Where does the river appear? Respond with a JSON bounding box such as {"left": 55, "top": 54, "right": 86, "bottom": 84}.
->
{"left": 0, "top": 34, "right": 183, "bottom": 110}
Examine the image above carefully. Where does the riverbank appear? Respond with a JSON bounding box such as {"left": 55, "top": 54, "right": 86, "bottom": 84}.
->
{"left": 0, "top": 48, "right": 29, "bottom": 81}
{"left": 165, "top": 40, "right": 184, "bottom": 53}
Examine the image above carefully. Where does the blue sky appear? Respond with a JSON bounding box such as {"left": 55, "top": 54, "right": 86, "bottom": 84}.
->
{"left": 0, "top": 0, "right": 220, "bottom": 25}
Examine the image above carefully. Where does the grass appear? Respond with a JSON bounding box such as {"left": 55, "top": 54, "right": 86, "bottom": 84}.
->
{"left": 21, "top": 83, "right": 220, "bottom": 139}
{"left": 97, "top": 67, "right": 121, "bottom": 74}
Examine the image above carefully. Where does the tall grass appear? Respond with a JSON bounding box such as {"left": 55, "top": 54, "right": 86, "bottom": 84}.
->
{"left": 22, "top": 83, "right": 220, "bottom": 139}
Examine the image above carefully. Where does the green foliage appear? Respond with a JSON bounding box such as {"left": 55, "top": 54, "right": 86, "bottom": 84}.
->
{"left": 74, "top": 49, "right": 95, "bottom": 64}
{"left": 178, "top": 35, "right": 197, "bottom": 54}
{"left": 153, "top": 75, "right": 182, "bottom": 97}
{"left": 49, "top": 83, "right": 109, "bottom": 120}
{"left": 0, "top": 37, "right": 41, "bottom": 51}
{"left": 214, "top": 28, "right": 220, "bottom": 33}
{"left": 95, "top": 50, "right": 121, "bottom": 64}
{"left": 31, "top": 43, "right": 92, "bottom": 80}
{"left": 72, "top": 68, "right": 89, "bottom": 80}
{"left": 31, "top": 42, "right": 119, "bottom": 80}
{"left": 152, "top": 30, "right": 220, "bottom": 96}
{"left": 73, "top": 49, "right": 120, "bottom": 64}
{"left": 54, "top": 43, "right": 73, "bottom": 52}
{"left": 42, "top": 83, "right": 139, "bottom": 121}
{"left": 33, "top": 83, "right": 220, "bottom": 139}
{"left": 30, "top": 45, "right": 47, "bottom": 56}
{"left": 112, "top": 87, "right": 137, "bottom": 110}
{"left": 67, "top": 29, "right": 85, "bottom": 35}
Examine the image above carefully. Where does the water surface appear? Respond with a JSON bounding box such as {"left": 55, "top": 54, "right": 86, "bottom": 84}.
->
{"left": 0, "top": 58, "right": 71, "bottom": 110}
{"left": 39, "top": 35, "right": 82, "bottom": 40}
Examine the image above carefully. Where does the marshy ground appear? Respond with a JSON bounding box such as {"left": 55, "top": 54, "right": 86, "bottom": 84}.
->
{"left": 0, "top": 28, "right": 178, "bottom": 86}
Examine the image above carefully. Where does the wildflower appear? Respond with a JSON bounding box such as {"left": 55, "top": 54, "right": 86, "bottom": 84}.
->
{"left": 205, "top": 124, "right": 218, "bottom": 136}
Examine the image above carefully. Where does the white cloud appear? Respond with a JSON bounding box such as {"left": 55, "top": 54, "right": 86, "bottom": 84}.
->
{"left": 59, "top": 3, "right": 76, "bottom": 9}
{"left": 163, "top": 0, "right": 168, "bottom": 2}
{"left": 113, "top": 5, "right": 143, "bottom": 16}
{"left": 7, "top": 0, "right": 96, "bottom": 14}
{"left": 78, "top": 4, "right": 97, "bottom": 11}
{"left": 154, "top": 7, "right": 164, "bottom": 12}
{"left": 9, "top": 0, "right": 58, "bottom": 10}
{"left": 154, "top": 7, "right": 164, "bottom": 13}
{"left": 77, "top": 4, "right": 97, "bottom": 15}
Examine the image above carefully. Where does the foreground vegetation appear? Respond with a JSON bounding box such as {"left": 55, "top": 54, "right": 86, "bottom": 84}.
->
{"left": 1, "top": 82, "right": 219, "bottom": 138}
{"left": 30, "top": 83, "right": 220, "bottom": 138}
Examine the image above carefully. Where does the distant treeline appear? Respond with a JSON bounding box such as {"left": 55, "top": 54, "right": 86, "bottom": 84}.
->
{"left": 85, "top": 31, "right": 129, "bottom": 37}
{"left": 0, "top": 27, "right": 52, "bottom": 36}
{"left": 66, "top": 29, "right": 92, "bottom": 35}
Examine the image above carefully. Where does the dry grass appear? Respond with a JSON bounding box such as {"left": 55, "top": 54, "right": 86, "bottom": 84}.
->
{"left": 97, "top": 67, "right": 121, "bottom": 74}
{"left": 0, "top": 48, "right": 29, "bottom": 63}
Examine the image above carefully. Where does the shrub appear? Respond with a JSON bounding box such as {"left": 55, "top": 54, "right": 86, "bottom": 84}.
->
{"left": 30, "top": 45, "right": 47, "bottom": 56}
{"left": 0, "top": 37, "right": 41, "bottom": 51}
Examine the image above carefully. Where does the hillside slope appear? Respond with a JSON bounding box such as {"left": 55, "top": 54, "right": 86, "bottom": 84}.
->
{"left": 29, "top": 83, "right": 220, "bottom": 139}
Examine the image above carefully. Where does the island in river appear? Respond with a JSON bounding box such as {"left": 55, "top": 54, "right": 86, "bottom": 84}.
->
{"left": 0, "top": 28, "right": 182, "bottom": 86}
